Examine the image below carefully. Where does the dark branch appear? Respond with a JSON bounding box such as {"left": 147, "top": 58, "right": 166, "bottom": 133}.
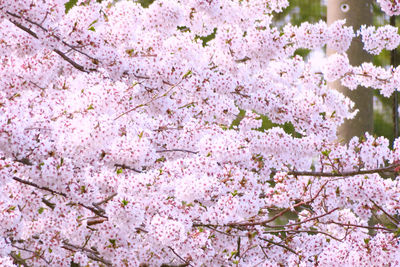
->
{"left": 6, "top": 11, "right": 97, "bottom": 61}
{"left": 8, "top": 18, "right": 91, "bottom": 73}
{"left": 259, "top": 238, "right": 298, "bottom": 255}
{"left": 166, "top": 246, "right": 192, "bottom": 267}
{"left": 156, "top": 149, "right": 198, "bottom": 154}
{"left": 12, "top": 176, "right": 67, "bottom": 197}
{"left": 288, "top": 163, "right": 400, "bottom": 177}
{"left": 62, "top": 241, "right": 112, "bottom": 266}
{"left": 13, "top": 176, "right": 107, "bottom": 217}
{"left": 9, "top": 251, "right": 30, "bottom": 267}
{"left": 114, "top": 164, "right": 142, "bottom": 173}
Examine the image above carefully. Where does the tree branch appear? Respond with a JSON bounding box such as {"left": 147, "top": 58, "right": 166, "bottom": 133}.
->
{"left": 8, "top": 18, "right": 91, "bottom": 73}
{"left": 288, "top": 163, "right": 400, "bottom": 177}
{"left": 114, "top": 164, "right": 142, "bottom": 173}
{"left": 166, "top": 246, "right": 192, "bottom": 267}
{"left": 259, "top": 239, "right": 298, "bottom": 255}
{"left": 12, "top": 176, "right": 107, "bottom": 218}
{"left": 62, "top": 241, "right": 112, "bottom": 266}
{"left": 12, "top": 176, "right": 67, "bottom": 197}
{"left": 156, "top": 149, "right": 198, "bottom": 154}
{"left": 6, "top": 11, "right": 97, "bottom": 61}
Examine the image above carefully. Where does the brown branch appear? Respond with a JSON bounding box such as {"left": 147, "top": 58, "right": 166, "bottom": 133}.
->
{"left": 263, "top": 229, "right": 342, "bottom": 242}
{"left": 115, "top": 74, "right": 190, "bottom": 120}
{"left": 62, "top": 241, "right": 112, "bottom": 266}
{"left": 13, "top": 176, "right": 107, "bottom": 217}
{"left": 194, "top": 181, "right": 329, "bottom": 229}
{"left": 8, "top": 18, "right": 91, "bottom": 73}
{"left": 10, "top": 251, "right": 30, "bottom": 267}
{"left": 87, "top": 217, "right": 108, "bottom": 226}
{"left": 166, "top": 246, "right": 192, "bottom": 267}
{"left": 93, "top": 193, "right": 118, "bottom": 206}
{"left": 325, "top": 221, "right": 394, "bottom": 232}
{"left": 263, "top": 208, "right": 339, "bottom": 229}
{"left": 53, "top": 49, "right": 90, "bottom": 73}
{"left": 8, "top": 19, "right": 38, "bottom": 38}
{"left": 288, "top": 163, "right": 400, "bottom": 177}
{"left": 156, "top": 149, "right": 198, "bottom": 154}
{"left": 11, "top": 244, "right": 50, "bottom": 265}
{"left": 91, "top": 193, "right": 117, "bottom": 214}
{"left": 12, "top": 176, "right": 67, "bottom": 197}
{"left": 259, "top": 238, "right": 298, "bottom": 255}
{"left": 370, "top": 199, "right": 400, "bottom": 225}
{"left": 6, "top": 11, "right": 97, "bottom": 61}
{"left": 114, "top": 164, "right": 142, "bottom": 173}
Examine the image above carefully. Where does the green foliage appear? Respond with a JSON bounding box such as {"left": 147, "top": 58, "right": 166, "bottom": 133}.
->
{"left": 259, "top": 114, "right": 302, "bottom": 138}
{"left": 196, "top": 28, "right": 217, "bottom": 47}
{"left": 65, "top": 0, "right": 78, "bottom": 14}
{"left": 273, "top": 0, "right": 326, "bottom": 27}
{"left": 374, "top": 106, "right": 394, "bottom": 144}
{"left": 231, "top": 110, "right": 301, "bottom": 138}
{"left": 38, "top": 207, "right": 45, "bottom": 214}
{"left": 136, "top": 0, "right": 154, "bottom": 8}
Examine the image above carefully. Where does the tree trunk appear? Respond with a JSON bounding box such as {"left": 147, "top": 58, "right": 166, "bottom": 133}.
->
{"left": 327, "top": 0, "right": 374, "bottom": 143}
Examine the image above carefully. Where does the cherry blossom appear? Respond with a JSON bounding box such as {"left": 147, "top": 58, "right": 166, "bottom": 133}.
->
{"left": 0, "top": 0, "right": 400, "bottom": 266}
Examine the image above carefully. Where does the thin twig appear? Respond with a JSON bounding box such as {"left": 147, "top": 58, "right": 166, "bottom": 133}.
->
{"left": 8, "top": 19, "right": 91, "bottom": 73}
{"left": 11, "top": 244, "right": 50, "bottom": 265}
{"left": 12, "top": 177, "right": 67, "bottom": 197}
{"left": 93, "top": 193, "right": 118, "bottom": 206}
{"left": 370, "top": 199, "right": 400, "bottom": 225}
{"left": 6, "top": 11, "right": 97, "bottom": 61}
{"left": 13, "top": 176, "right": 107, "bottom": 218}
{"left": 156, "top": 149, "right": 198, "bottom": 154}
{"left": 263, "top": 229, "right": 341, "bottom": 242}
{"left": 259, "top": 238, "right": 298, "bottom": 255}
{"left": 114, "top": 164, "right": 142, "bottom": 173}
{"left": 263, "top": 208, "right": 339, "bottom": 229}
{"left": 62, "top": 241, "right": 112, "bottom": 266}
{"left": 167, "top": 246, "right": 192, "bottom": 267}
{"left": 325, "top": 221, "right": 394, "bottom": 232}
{"left": 9, "top": 251, "right": 30, "bottom": 267}
{"left": 115, "top": 74, "right": 190, "bottom": 120}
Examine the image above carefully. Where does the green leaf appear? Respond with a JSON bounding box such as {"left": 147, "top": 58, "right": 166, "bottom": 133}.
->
{"left": 195, "top": 28, "right": 217, "bottom": 47}
{"left": 80, "top": 186, "right": 86, "bottom": 194}
{"left": 155, "top": 156, "right": 166, "bottom": 163}
{"left": 65, "top": 0, "right": 78, "bottom": 14}
{"left": 321, "top": 149, "right": 331, "bottom": 157}
{"left": 88, "top": 26, "right": 96, "bottom": 32}
{"left": 7, "top": 206, "right": 16, "bottom": 212}
{"left": 182, "top": 70, "right": 192, "bottom": 79}
{"left": 121, "top": 199, "right": 129, "bottom": 206}
{"left": 38, "top": 207, "right": 45, "bottom": 214}
{"left": 126, "top": 48, "right": 135, "bottom": 57}
{"left": 57, "top": 157, "right": 64, "bottom": 169}
{"left": 109, "top": 239, "right": 117, "bottom": 248}
{"left": 138, "top": 131, "right": 144, "bottom": 140}
{"left": 137, "top": 0, "right": 155, "bottom": 8}
{"left": 88, "top": 19, "right": 98, "bottom": 28}
{"left": 116, "top": 168, "right": 123, "bottom": 174}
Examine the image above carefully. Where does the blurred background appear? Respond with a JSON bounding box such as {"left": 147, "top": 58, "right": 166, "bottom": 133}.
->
{"left": 272, "top": 0, "right": 398, "bottom": 145}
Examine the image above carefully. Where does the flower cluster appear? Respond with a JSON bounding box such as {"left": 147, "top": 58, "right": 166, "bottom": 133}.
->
{"left": 358, "top": 25, "right": 400, "bottom": 55}
{"left": 0, "top": 0, "right": 400, "bottom": 266}
{"left": 377, "top": 0, "right": 400, "bottom": 16}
